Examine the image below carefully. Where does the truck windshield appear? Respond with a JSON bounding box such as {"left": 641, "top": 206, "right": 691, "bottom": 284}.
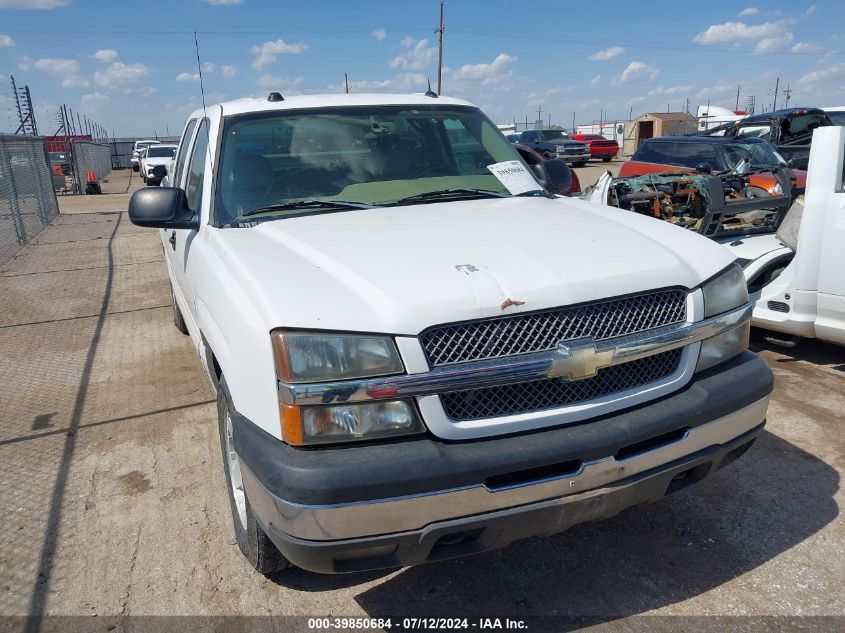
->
{"left": 542, "top": 130, "right": 570, "bottom": 140}
{"left": 147, "top": 147, "right": 176, "bottom": 158}
{"left": 215, "top": 105, "right": 535, "bottom": 223}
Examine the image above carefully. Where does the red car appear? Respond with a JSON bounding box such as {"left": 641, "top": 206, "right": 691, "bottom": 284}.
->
{"left": 570, "top": 134, "right": 619, "bottom": 162}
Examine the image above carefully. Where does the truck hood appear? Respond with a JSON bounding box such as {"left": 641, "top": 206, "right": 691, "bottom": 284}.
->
{"left": 210, "top": 196, "right": 734, "bottom": 334}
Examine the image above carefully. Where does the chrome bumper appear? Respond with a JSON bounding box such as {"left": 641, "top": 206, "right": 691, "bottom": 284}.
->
{"left": 278, "top": 303, "right": 752, "bottom": 407}
{"left": 241, "top": 396, "right": 768, "bottom": 541}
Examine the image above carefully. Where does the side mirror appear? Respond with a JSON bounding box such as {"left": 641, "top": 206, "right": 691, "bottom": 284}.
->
{"left": 152, "top": 164, "right": 167, "bottom": 178}
{"left": 786, "top": 157, "right": 795, "bottom": 168}
{"left": 128, "top": 187, "right": 199, "bottom": 229}
{"left": 695, "top": 162, "right": 713, "bottom": 174}
{"left": 532, "top": 158, "right": 572, "bottom": 195}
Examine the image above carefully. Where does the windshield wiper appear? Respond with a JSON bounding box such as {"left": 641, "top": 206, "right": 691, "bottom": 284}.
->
{"left": 241, "top": 199, "right": 378, "bottom": 218}
{"left": 391, "top": 188, "right": 514, "bottom": 205}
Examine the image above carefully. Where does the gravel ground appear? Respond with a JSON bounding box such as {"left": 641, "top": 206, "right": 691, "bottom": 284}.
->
{"left": 0, "top": 169, "right": 842, "bottom": 632}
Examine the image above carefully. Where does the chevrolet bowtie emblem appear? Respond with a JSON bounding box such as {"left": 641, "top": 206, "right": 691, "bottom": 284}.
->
{"left": 549, "top": 337, "right": 615, "bottom": 380}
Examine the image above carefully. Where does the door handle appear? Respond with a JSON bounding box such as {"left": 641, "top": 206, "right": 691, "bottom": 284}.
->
{"left": 168, "top": 231, "right": 176, "bottom": 249}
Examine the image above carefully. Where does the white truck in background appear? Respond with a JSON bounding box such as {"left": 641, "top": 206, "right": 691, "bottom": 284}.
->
{"left": 718, "top": 125, "right": 845, "bottom": 344}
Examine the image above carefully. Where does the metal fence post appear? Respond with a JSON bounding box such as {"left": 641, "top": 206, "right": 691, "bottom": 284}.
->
{"left": 26, "top": 140, "right": 52, "bottom": 224}
{"left": 0, "top": 139, "right": 28, "bottom": 245}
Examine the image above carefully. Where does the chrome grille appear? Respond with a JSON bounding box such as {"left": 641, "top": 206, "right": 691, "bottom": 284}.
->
{"left": 419, "top": 289, "right": 687, "bottom": 367}
{"left": 440, "top": 348, "right": 683, "bottom": 421}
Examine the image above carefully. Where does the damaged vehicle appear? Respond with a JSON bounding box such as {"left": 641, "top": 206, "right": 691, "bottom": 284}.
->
{"left": 584, "top": 125, "right": 845, "bottom": 346}
{"left": 620, "top": 136, "right": 805, "bottom": 198}
{"left": 699, "top": 107, "right": 831, "bottom": 170}
{"left": 128, "top": 92, "right": 772, "bottom": 575}
{"left": 584, "top": 165, "right": 793, "bottom": 237}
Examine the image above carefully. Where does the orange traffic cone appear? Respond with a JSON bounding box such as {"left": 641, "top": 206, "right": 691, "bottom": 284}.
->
{"left": 86, "top": 169, "right": 97, "bottom": 183}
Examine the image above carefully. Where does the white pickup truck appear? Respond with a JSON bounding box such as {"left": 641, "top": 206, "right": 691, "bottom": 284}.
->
{"left": 718, "top": 125, "right": 845, "bottom": 345}
{"left": 129, "top": 92, "right": 773, "bottom": 575}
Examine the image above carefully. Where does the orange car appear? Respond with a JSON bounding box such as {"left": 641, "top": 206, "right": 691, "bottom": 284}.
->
{"left": 620, "top": 136, "right": 806, "bottom": 195}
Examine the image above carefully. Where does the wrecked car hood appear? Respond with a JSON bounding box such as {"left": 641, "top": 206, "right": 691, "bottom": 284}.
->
{"left": 209, "top": 196, "right": 734, "bottom": 334}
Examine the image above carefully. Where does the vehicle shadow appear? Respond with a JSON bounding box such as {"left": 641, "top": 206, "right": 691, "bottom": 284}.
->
{"left": 272, "top": 430, "right": 838, "bottom": 619}
{"left": 750, "top": 330, "right": 845, "bottom": 373}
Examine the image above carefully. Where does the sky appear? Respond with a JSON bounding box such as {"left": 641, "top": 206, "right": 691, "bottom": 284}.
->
{"left": 1, "top": 0, "right": 844, "bottom": 137}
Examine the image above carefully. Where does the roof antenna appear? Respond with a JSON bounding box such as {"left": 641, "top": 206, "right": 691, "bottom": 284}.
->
{"left": 194, "top": 31, "right": 214, "bottom": 175}
{"left": 193, "top": 31, "right": 208, "bottom": 120}
{"left": 424, "top": 77, "right": 438, "bottom": 98}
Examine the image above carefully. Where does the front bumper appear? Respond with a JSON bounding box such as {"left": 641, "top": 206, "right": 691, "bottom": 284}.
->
{"left": 236, "top": 351, "right": 772, "bottom": 573}
{"left": 557, "top": 150, "right": 591, "bottom": 163}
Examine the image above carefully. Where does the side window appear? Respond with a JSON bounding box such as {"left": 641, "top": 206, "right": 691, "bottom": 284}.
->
{"left": 185, "top": 118, "right": 209, "bottom": 213}
{"left": 173, "top": 119, "right": 197, "bottom": 187}
{"left": 672, "top": 143, "right": 719, "bottom": 169}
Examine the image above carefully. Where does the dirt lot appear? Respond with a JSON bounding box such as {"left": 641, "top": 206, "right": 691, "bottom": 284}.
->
{"left": 0, "top": 168, "right": 842, "bottom": 630}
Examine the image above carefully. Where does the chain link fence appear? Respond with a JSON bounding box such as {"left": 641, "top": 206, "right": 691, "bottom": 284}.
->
{"left": 71, "top": 141, "right": 111, "bottom": 192}
{"left": 0, "top": 134, "right": 60, "bottom": 266}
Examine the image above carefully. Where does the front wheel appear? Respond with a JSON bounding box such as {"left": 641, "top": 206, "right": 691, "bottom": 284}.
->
{"left": 574, "top": 161, "right": 587, "bottom": 168}
{"left": 217, "top": 378, "right": 290, "bottom": 575}
{"left": 602, "top": 157, "right": 612, "bottom": 163}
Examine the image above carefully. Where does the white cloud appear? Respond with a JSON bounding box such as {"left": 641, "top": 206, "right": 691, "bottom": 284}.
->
{"left": 694, "top": 20, "right": 790, "bottom": 46}
{"left": 591, "top": 75, "right": 601, "bottom": 87}
{"left": 372, "top": 28, "right": 386, "bottom": 40}
{"left": 798, "top": 62, "right": 845, "bottom": 85}
{"left": 389, "top": 37, "right": 437, "bottom": 69}
{"left": 93, "top": 61, "right": 150, "bottom": 88}
{"left": 791, "top": 41, "right": 821, "bottom": 53}
{"left": 17, "top": 55, "right": 31, "bottom": 70}
{"left": 221, "top": 64, "right": 237, "bottom": 78}
{"left": 804, "top": 4, "right": 817, "bottom": 16}
{"left": 0, "top": 0, "right": 71, "bottom": 8}
{"left": 62, "top": 74, "right": 89, "bottom": 87}
{"left": 203, "top": 62, "right": 215, "bottom": 73}
{"left": 251, "top": 38, "right": 309, "bottom": 68}
{"left": 738, "top": 7, "right": 759, "bottom": 16}
{"left": 649, "top": 85, "right": 694, "bottom": 96}
{"left": 91, "top": 49, "right": 117, "bottom": 63}
{"left": 448, "top": 53, "right": 516, "bottom": 84}
{"left": 34, "top": 57, "right": 79, "bottom": 74}
{"left": 589, "top": 46, "right": 625, "bottom": 61}
{"left": 256, "top": 74, "right": 304, "bottom": 89}
{"left": 615, "top": 61, "right": 660, "bottom": 84}
{"left": 81, "top": 92, "right": 110, "bottom": 109}
{"left": 0, "top": 34, "right": 15, "bottom": 47}
{"left": 754, "top": 32, "right": 793, "bottom": 53}
{"left": 203, "top": 0, "right": 243, "bottom": 4}
{"left": 331, "top": 72, "right": 426, "bottom": 93}
{"left": 176, "top": 72, "right": 201, "bottom": 82}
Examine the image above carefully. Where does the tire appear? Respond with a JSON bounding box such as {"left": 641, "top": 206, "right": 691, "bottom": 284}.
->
{"left": 133, "top": 164, "right": 139, "bottom": 172}
{"left": 171, "top": 286, "right": 189, "bottom": 335}
{"left": 602, "top": 157, "right": 612, "bottom": 163}
{"left": 574, "top": 161, "right": 587, "bottom": 168}
{"left": 217, "top": 377, "right": 290, "bottom": 575}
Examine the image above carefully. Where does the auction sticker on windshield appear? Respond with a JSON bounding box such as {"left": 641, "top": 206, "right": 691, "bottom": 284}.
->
{"left": 487, "top": 161, "right": 540, "bottom": 195}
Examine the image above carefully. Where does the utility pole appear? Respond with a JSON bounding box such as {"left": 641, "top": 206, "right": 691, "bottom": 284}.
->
{"left": 435, "top": 0, "right": 445, "bottom": 94}
{"left": 344, "top": 72, "right": 349, "bottom": 94}
{"left": 685, "top": 98, "right": 691, "bottom": 114}
{"left": 735, "top": 85, "right": 741, "bottom": 112}
{"left": 548, "top": 112, "right": 551, "bottom": 127}
{"left": 783, "top": 84, "right": 792, "bottom": 108}
{"left": 536, "top": 104, "right": 543, "bottom": 128}
{"left": 772, "top": 76, "right": 779, "bottom": 112}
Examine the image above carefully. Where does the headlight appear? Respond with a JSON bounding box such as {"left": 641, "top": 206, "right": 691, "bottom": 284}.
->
{"left": 271, "top": 330, "right": 404, "bottom": 383}
{"left": 696, "top": 264, "right": 751, "bottom": 372}
{"left": 772, "top": 182, "right": 784, "bottom": 196}
{"left": 702, "top": 263, "right": 748, "bottom": 318}
{"left": 281, "top": 400, "right": 423, "bottom": 445}
{"left": 696, "top": 321, "right": 750, "bottom": 373}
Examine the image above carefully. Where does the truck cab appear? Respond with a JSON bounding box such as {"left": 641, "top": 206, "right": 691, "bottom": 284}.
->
{"left": 127, "top": 92, "right": 772, "bottom": 575}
